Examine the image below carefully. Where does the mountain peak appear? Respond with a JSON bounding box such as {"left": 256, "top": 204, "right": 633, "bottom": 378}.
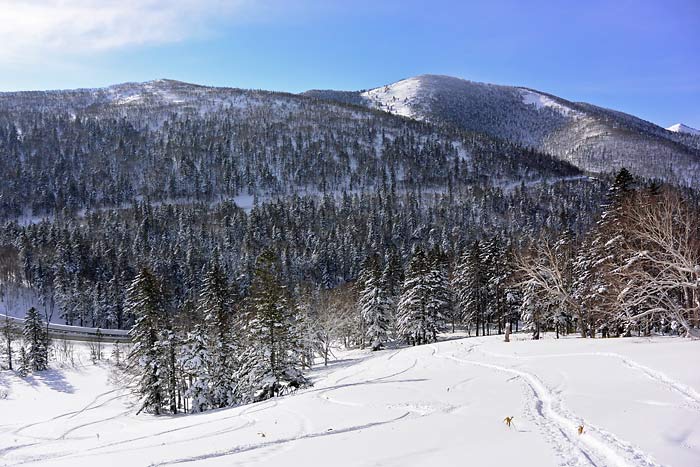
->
{"left": 666, "top": 123, "right": 700, "bottom": 136}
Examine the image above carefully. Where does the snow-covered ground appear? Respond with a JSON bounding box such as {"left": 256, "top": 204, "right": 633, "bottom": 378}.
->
{"left": 1, "top": 334, "right": 699, "bottom": 466}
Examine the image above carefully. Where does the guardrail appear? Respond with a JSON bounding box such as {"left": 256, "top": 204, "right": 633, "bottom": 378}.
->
{"left": 2, "top": 314, "right": 131, "bottom": 342}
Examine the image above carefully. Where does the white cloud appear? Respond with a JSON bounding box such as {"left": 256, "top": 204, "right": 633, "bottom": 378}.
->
{"left": 0, "top": 0, "right": 248, "bottom": 64}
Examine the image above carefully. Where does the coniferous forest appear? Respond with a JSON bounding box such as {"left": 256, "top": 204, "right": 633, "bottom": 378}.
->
{"left": 1, "top": 81, "right": 699, "bottom": 416}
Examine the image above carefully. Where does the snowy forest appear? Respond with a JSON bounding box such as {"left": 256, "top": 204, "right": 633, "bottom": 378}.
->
{"left": 1, "top": 81, "right": 699, "bottom": 416}
{"left": 3, "top": 167, "right": 699, "bottom": 415}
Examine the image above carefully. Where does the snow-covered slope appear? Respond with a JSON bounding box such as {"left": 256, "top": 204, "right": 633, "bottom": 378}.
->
{"left": 306, "top": 75, "right": 700, "bottom": 187}
{"left": 0, "top": 79, "right": 287, "bottom": 122}
{"left": 2, "top": 334, "right": 698, "bottom": 466}
{"left": 667, "top": 123, "right": 700, "bottom": 136}
{"left": 360, "top": 76, "right": 427, "bottom": 118}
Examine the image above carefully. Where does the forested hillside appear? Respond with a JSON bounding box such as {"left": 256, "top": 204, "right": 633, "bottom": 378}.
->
{"left": 305, "top": 75, "right": 700, "bottom": 186}
{"left": 1, "top": 79, "right": 698, "bottom": 418}
{"left": 0, "top": 79, "right": 579, "bottom": 221}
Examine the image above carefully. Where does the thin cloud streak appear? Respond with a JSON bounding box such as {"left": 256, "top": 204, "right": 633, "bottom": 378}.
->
{"left": 0, "top": 0, "right": 249, "bottom": 65}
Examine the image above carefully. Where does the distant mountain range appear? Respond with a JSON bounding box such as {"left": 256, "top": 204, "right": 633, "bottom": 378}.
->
{"left": 305, "top": 75, "right": 700, "bottom": 187}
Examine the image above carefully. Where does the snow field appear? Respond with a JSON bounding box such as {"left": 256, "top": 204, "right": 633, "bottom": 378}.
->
{"left": 1, "top": 334, "right": 698, "bottom": 466}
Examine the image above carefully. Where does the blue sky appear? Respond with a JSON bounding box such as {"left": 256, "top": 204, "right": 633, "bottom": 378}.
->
{"left": 1, "top": 0, "right": 698, "bottom": 128}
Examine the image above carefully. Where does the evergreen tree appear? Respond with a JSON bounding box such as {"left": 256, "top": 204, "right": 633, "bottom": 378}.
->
{"left": 23, "top": 307, "right": 48, "bottom": 371}
{"left": 239, "top": 250, "right": 307, "bottom": 402}
{"left": 179, "top": 324, "right": 212, "bottom": 413}
{"left": 573, "top": 168, "right": 635, "bottom": 337}
{"left": 382, "top": 247, "right": 404, "bottom": 301}
{"left": 482, "top": 237, "right": 516, "bottom": 335}
{"left": 126, "top": 268, "right": 168, "bottom": 415}
{"left": 381, "top": 247, "right": 404, "bottom": 336}
{"left": 198, "top": 259, "right": 239, "bottom": 408}
{"left": 156, "top": 329, "right": 180, "bottom": 415}
{"left": 426, "top": 247, "right": 452, "bottom": 339}
{"left": 111, "top": 341, "right": 122, "bottom": 367}
{"left": 453, "top": 242, "right": 486, "bottom": 336}
{"left": 2, "top": 314, "right": 18, "bottom": 370}
{"left": 18, "top": 346, "right": 29, "bottom": 377}
{"left": 356, "top": 254, "right": 379, "bottom": 349}
{"left": 397, "top": 247, "right": 439, "bottom": 345}
{"left": 359, "top": 256, "right": 392, "bottom": 350}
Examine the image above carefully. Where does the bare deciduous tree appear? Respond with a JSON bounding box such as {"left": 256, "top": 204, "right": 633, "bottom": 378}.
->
{"left": 615, "top": 189, "right": 700, "bottom": 338}
{"left": 516, "top": 235, "right": 578, "bottom": 337}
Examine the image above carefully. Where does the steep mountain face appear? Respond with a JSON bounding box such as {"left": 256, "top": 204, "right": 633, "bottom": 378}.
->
{"left": 304, "top": 75, "right": 700, "bottom": 187}
{"left": 0, "top": 79, "right": 580, "bottom": 221}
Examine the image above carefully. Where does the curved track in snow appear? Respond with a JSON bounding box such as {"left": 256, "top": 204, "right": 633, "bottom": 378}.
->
{"left": 434, "top": 343, "right": 663, "bottom": 467}
{"left": 2, "top": 336, "right": 698, "bottom": 466}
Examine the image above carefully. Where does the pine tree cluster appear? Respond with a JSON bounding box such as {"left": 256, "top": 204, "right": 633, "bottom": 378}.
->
{"left": 126, "top": 251, "right": 307, "bottom": 415}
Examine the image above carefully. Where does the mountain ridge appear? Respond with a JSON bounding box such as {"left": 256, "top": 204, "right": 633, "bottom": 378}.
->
{"left": 1, "top": 75, "right": 698, "bottom": 188}
{"left": 0, "top": 76, "right": 586, "bottom": 223}
{"left": 667, "top": 122, "right": 700, "bottom": 135}
{"left": 304, "top": 74, "right": 700, "bottom": 187}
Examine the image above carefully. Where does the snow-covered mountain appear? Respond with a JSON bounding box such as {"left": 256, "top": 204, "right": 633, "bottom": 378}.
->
{"left": 0, "top": 79, "right": 292, "bottom": 120}
{"left": 305, "top": 75, "right": 700, "bottom": 187}
{"left": 667, "top": 123, "right": 700, "bottom": 136}
{"left": 0, "top": 78, "right": 587, "bottom": 223}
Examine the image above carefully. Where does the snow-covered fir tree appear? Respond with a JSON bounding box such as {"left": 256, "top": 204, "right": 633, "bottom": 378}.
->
{"left": 111, "top": 341, "right": 122, "bottom": 367}
{"left": 381, "top": 247, "right": 404, "bottom": 336}
{"left": 23, "top": 307, "right": 48, "bottom": 372}
{"left": 573, "top": 168, "right": 635, "bottom": 337}
{"left": 397, "top": 247, "right": 441, "bottom": 345}
{"left": 2, "top": 315, "right": 18, "bottom": 371}
{"left": 198, "top": 258, "right": 239, "bottom": 408}
{"left": 425, "top": 247, "right": 452, "bottom": 339}
{"left": 18, "top": 346, "right": 29, "bottom": 377}
{"left": 453, "top": 242, "right": 486, "bottom": 336}
{"left": 178, "top": 324, "right": 212, "bottom": 413}
{"left": 156, "top": 328, "right": 180, "bottom": 415}
{"left": 126, "top": 268, "right": 169, "bottom": 415}
{"left": 358, "top": 254, "right": 392, "bottom": 350}
{"left": 480, "top": 238, "right": 509, "bottom": 335}
{"left": 238, "top": 250, "right": 307, "bottom": 402}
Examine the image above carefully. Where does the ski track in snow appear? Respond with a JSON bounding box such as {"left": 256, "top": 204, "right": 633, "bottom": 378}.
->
{"left": 3, "top": 338, "right": 696, "bottom": 466}
{"left": 477, "top": 348, "right": 700, "bottom": 411}
{"left": 151, "top": 350, "right": 425, "bottom": 464}
{"left": 315, "top": 355, "right": 419, "bottom": 408}
{"left": 152, "top": 412, "right": 413, "bottom": 466}
{"left": 11, "top": 386, "right": 129, "bottom": 438}
{"left": 435, "top": 343, "right": 663, "bottom": 467}
{"left": 8, "top": 400, "right": 278, "bottom": 465}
